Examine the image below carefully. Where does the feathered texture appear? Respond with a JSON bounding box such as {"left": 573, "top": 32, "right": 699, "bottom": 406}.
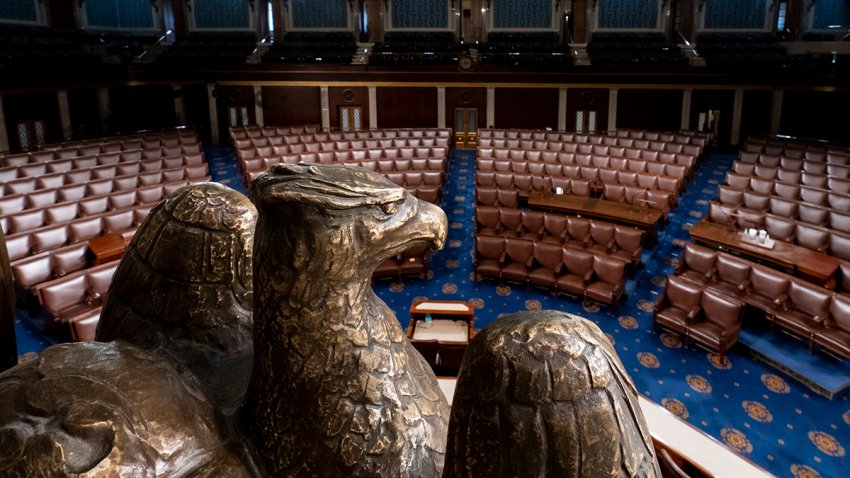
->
{"left": 97, "top": 182, "right": 257, "bottom": 413}
{"left": 245, "top": 163, "right": 450, "bottom": 477}
{"left": 443, "top": 310, "right": 661, "bottom": 478}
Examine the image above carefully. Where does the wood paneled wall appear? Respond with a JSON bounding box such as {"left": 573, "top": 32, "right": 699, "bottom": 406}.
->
{"left": 445, "top": 87, "right": 487, "bottom": 129}
{"left": 376, "top": 87, "right": 437, "bottom": 128}
{"left": 67, "top": 88, "right": 102, "bottom": 139}
{"left": 329, "top": 86, "right": 369, "bottom": 130}
{"left": 691, "top": 89, "right": 734, "bottom": 145}
{"left": 566, "top": 88, "right": 609, "bottom": 132}
{"left": 740, "top": 90, "right": 772, "bottom": 142}
{"left": 3, "top": 92, "right": 63, "bottom": 150}
{"left": 780, "top": 90, "right": 850, "bottom": 143}
{"left": 617, "top": 89, "right": 683, "bottom": 132}
{"left": 261, "top": 86, "right": 321, "bottom": 127}
{"left": 108, "top": 85, "right": 177, "bottom": 134}
{"left": 494, "top": 88, "right": 559, "bottom": 130}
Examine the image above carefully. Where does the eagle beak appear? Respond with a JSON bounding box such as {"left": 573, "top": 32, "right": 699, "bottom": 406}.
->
{"left": 415, "top": 199, "right": 448, "bottom": 251}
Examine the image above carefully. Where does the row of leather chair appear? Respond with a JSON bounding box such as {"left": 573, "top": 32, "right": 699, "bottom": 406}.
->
{"left": 478, "top": 163, "right": 683, "bottom": 196}
{"left": 4, "top": 182, "right": 194, "bottom": 262}
{"left": 3, "top": 130, "right": 200, "bottom": 167}
{"left": 479, "top": 139, "right": 701, "bottom": 158}
{"left": 229, "top": 124, "right": 319, "bottom": 140}
{"left": 0, "top": 164, "right": 210, "bottom": 216}
{"left": 738, "top": 151, "right": 850, "bottom": 168}
{"left": 717, "top": 184, "right": 850, "bottom": 222}
{"left": 743, "top": 138, "right": 850, "bottom": 161}
{"left": 726, "top": 171, "right": 850, "bottom": 200}
{"left": 1, "top": 156, "right": 206, "bottom": 198}
{"left": 733, "top": 160, "right": 850, "bottom": 184}
{"left": 11, "top": 239, "right": 107, "bottom": 300}
{"left": 615, "top": 128, "right": 710, "bottom": 144}
{"left": 230, "top": 127, "right": 452, "bottom": 145}
{"left": 706, "top": 202, "right": 850, "bottom": 261}
{"left": 373, "top": 244, "right": 431, "bottom": 282}
{"left": 666, "top": 243, "right": 850, "bottom": 360}
{"left": 478, "top": 149, "right": 696, "bottom": 173}
{"left": 480, "top": 128, "right": 709, "bottom": 148}
{"left": 475, "top": 205, "right": 644, "bottom": 267}
{"left": 1, "top": 182, "right": 174, "bottom": 235}
{"left": 235, "top": 137, "right": 451, "bottom": 156}
{"left": 0, "top": 148, "right": 204, "bottom": 184}
{"left": 474, "top": 235, "right": 628, "bottom": 307}
{"left": 46, "top": 128, "right": 198, "bottom": 150}
{"left": 238, "top": 146, "right": 449, "bottom": 168}
{"left": 654, "top": 275, "right": 744, "bottom": 358}
{"left": 36, "top": 259, "right": 119, "bottom": 329}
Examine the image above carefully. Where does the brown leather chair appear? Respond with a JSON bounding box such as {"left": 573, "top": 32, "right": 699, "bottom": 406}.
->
{"left": 398, "top": 244, "right": 429, "bottom": 279}
{"left": 675, "top": 243, "right": 717, "bottom": 285}
{"left": 813, "top": 295, "right": 850, "bottom": 360}
{"left": 501, "top": 238, "right": 535, "bottom": 285}
{"left": 474, "top": 235, "right": 505, "bottom": 281}
{"left": 743, "top": 266, "right": 790, "bottom": 316}
{"left": 838, "top": 261, "right": 850, "bottom": 296}
{"left": 773, "top": 279, "right": 832, "bottom": 351}
{"left": 520, "top": 210, "right": 545, "bottom": 240}
{"left": 654, "top": 275, "right": 703, "bottom": 338}
{"left": 528, "top": 241, "right": 564, "bottom": 289}
{"left": 709, "top": 254, "right": 751, "bottom": 298}
{"left": 541, "top": 213, "right": 568, "bottom": 244}
{"left": 411, "top": 339, "right": 439, "bottom": 368}
{"left": 611, "top": 225, "right": 644, "bottom": 266}
{"left": 475, "top": 206, "right": 502, "bottom": 236}
{"left": 588, "top": 221, "right": 616, "bottom": 255}
{"left": 688, "top": 289, "right": 744, "bottom": 357}
{"left": 565, "top": 216, "right": 592, "bottom": 250}
{"left": 585, "top": 255, "right": 627, "bottom": 307}
{"left": 557, "top": 248, "right": 595, "bottom": 297}
{"left": 437, "top": 341, "right": 467, "bottom": 370}
{"left": 499, "top": 208, "right": 523, "bottom": 238}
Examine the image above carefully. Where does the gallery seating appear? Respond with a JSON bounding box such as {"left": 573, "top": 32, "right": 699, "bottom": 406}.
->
{"left": 36, "top": 259, "right": 119, "bottom": 328}
{"left": 654, "top": 276, "right": 744, "bottom": 357}
{"left": 812, "top": 295, "right": 850, "bottom": 360}
{"left": 474, "top": 206, "right": 644, "bottom": 267}
{"left": 667, "top": 242, "right": 849, "bottom": 358}
{"left": 473, "top": 235, "right": 627, "bottom": 307}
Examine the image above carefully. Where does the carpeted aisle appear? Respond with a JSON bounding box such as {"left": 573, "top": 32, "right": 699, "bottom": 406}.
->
{"left": 10, "top": 145, "right": 849, "bottom": 478}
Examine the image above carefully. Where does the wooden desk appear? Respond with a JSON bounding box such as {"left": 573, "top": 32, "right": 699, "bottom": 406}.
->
{"left": 88, "top": 232, "right": 132, "bottom": 266}
{"left": 527, "top": 191, "right": 663, "bottom": 230}
{"left": 407, "top": 299, "right": 475, "bottom": 341}
{"left": 690, "top": 220, "right": 839, "bottom": 288}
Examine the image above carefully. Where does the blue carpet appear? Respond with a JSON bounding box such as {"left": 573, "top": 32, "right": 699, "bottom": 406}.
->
{"left": 11, "top": 145, "right": 850, "bottom": 478}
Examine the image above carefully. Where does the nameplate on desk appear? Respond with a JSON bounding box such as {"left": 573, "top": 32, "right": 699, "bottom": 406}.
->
{"left": 737, "top": 233, "right": 775, "bottom": 250}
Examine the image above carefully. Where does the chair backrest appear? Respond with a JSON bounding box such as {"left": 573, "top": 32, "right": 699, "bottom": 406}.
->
{"left": 787, "top": 280, "right": 831, "bottom": 317}
{"left": 566, "top": 216, "right": 591, "bottom": 243}
{"left": 532, "top": 241, "right": 564, "bottom": 271}
{"left": 681, "top": 243, "right": 717, "bottom": 275}
{"left": 748, "top": 266, "right": 790, "bottom": 298}
{"left": 831, "top": 294, "right": 850, "bottom": 332}
{"left": 665, "top": 276, "right": 703, "bottom": 311}
{"left": 591, "top": 255, "right": 625, "bottom": 286}
{"left": 701, "top": 289, "right": 742, "bottom": 329}
{"left": 438, "top": 341, "right": 467, "bottom": 369}
{"left": 715, "top": 254, "right": 750, "bottom": 285}
{"left": 411, "top": 339, "right": 439, "bottom": 367}
{"left": 562, "top": 248, "right": 594, "bottom": 276}
{"left": 476, "top": 236, "right": 505, "bottom": 261}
